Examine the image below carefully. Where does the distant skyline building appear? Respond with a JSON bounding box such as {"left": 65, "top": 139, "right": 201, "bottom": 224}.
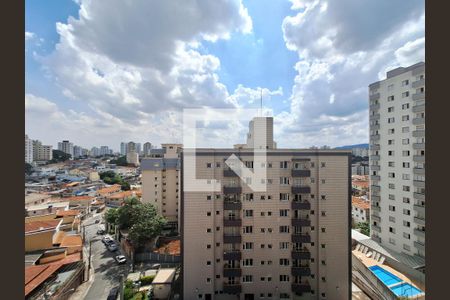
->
{"left": 32, "top": 139, "right": 53, "bottom": 162}
{"left": 100, "top": 146, "right": 110, "bottom": 156}
{"left": 73, "top": 145, "right": 83, "bottom": 158}
{"left": 58, "top": 140, "right": 74, "bottom": 158}
{"left": 120, "top": 142, "right": 128, "bottom": 155}
{"left": 143, "top": 142, "right": 152, "bottom": 156}
{"left": 25, "top": 134, "right": 34, "bottom": 164}
{"left": 90, "top": 147, "right": 100, "bottom": 157}
{"left": 369, "top": 62, "right": 425, "bottom": 259}
{"left": 136, "top": 143, "right": 142, "bottom": 155}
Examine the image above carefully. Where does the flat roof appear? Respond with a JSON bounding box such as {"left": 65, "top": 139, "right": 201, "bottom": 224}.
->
{"left": 27, "top": 202, "right": 70, "bottom": 211}
{"left": 182, "top": 148, "right": 351, "bottom": 156}
{"left": 141, "top": 158, "right": 180, "bottom": 171}
{"left": 152, "top": 268, "right": 176, "bottom": 284}
{"left": 351, "top": 229, "right": 370, "bottom": 242}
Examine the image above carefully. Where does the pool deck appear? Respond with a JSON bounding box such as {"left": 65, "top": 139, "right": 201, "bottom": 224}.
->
{"left": 352, "top": 249, "right": 425, "bottom": 296}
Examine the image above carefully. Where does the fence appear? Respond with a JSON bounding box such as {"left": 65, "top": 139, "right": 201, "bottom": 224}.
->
{"left": 134, "top": 252, "right": 181, "bottom": 263}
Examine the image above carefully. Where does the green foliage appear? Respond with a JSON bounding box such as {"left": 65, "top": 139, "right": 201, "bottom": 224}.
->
{"left": 139, "top": 275, "right": 155, "bottom": 285}
{"left": 100, "top": 170, "right": 130, "bottom": 191}
{"left": 356, "top": 221, "right": 370, "bottom": 236}
{"left": 25, "top": 163, "right": 34, "bottom": 175}
{"left": 110, "top": 156, "right": 129, "bottom": 166}
{"left": 104, "top": 208, "right": 119, "bottom": 225}
{"left": 121, "top": 181, "right": 131, "bottom": 191}
{"left": 50, "top": 150, "right": 72, "bottom": 162}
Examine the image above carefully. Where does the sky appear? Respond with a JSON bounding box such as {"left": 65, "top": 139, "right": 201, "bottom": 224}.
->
{"left": 25, "top": 0, "right": 425, "bottom": 152}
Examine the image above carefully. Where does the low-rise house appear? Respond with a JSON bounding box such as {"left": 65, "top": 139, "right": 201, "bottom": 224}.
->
{"left": 25, "top": 219, "right": 63, "bottom": 252}
{"left": 26, "top": 202, "right": 70, "bottom": 217}
{"left": 25, "top": 193, "right": 53, "bottom": 208}
{"left": 352, "top": 196, "right": 370, "bottom": 224}
{"left": 105, "top": 190, "right": 141, "bottom": 207}
{"left": 97, "top": 184, "right": 122, "bottom": 198}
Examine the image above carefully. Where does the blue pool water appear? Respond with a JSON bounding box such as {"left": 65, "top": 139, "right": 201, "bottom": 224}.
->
{"left": 368, "top": 265, "right": 402, "bottom": 286}
{"left": 391, "top": 283, "right": 423, "bottom": 297}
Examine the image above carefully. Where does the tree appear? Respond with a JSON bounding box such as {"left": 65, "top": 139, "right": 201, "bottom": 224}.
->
{"left": 356, "top": 221, "right": 370, "bottom": 236}
{"left": 104, "top": 208, "right": 119, "bottom": 225}
{"left": 25, "top": 163, "right": 34, "bottom": 175}
{"left": 121, "top": 181, "right": 131, "bottom": 191}
{"left": 110, "top": 155, "right": 128, "bottom": 166}
{"left": 50, "top": 150, "right": 72, "bottom": 162}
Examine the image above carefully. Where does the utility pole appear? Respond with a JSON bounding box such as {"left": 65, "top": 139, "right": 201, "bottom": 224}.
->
{"left": 87, "top": 239, "right": 92, "bottom": 279}
{"left": 119, "top": 274, "right": 125, "bottom": 300}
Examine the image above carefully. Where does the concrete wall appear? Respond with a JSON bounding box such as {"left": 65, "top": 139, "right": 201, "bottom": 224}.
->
{"left": 25, "top": 230, "right": 55, "bottom": 252}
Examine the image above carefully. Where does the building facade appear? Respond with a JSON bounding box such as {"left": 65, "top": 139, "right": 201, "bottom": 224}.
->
{"left": 120, "top": 142, "right": 128, "bottom": 156}
{"left": 141, "top": 144, "right": 182, "bottom": 230}
{"left": 32, "top": 139, "right": 53, "bottom": 162}
{"left": 351, "top": 196, "right": 370, "bottom": 225}
{"left": 143, "top": 142, "right": 152, "bottom": 156}
{"left": 369, "top": 62, "right": 425, "bottom": 258}
{"left": 25, "top": 134, "right": 34, "bottom": 163}
{"left": 182, "top": 117, "right": 351, "bottom": 300}
{"left": 58, "top": 140, "right": 74, "bottom": 158}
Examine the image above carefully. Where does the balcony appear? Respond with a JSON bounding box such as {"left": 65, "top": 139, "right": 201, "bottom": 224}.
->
{"left": 371, "top": 205, "right": 381, "bottom": 212}
{"left": 370, "top": 103, "right": 380, "bottom": 110}
{"left": 291, "top": 201, "right": 311, "bottom": 210}
{"left": 291, "top": 218, "right": 311, "bottom": 227}
{"left": 370, "top": 124, "right": 380, "bottom": 130}
{"left": 223, "top": 186, "right": 242, "bottom": 194}
{"left": 370, "top": 135, "right": 380, "bottom": 141}
{"left": 223, "top": 234, "right": 242, "bottom": 244}
{"left": 412, "top": 78, "right": 425, "bottom": 88}
{"left": 414, "top": 216, "right": 425, "bottom": 226}
{"left": 371, "top": 185, "right": 380, "bottom": 192}
{"left": 412, "top": 104, "right": 425, "bottom": 113}
{"left": 292, "top": 283, "right": 311, "bottom": 294}
{"left": 414, "top": 228, "right": 425, "bottom": 238}
{"left": 224, "top": 201, "right": 242, "bottom": 210}
{"left": 223, "top": 284, "right": 242, "bottom": 294}
{"left": 291, "top": 266, "right": 311, "bottom": 276}
{"left": 414, "top": 241, "right": 425, "bottom": 252}
{"left": 369, "top": 93, "right": 380, "bottom": 101}
{"left": 414, "top": 193, "right": 425, "bottom": 201}
{"left": 223, "top": 250, "right": 242, "bottom": 260}
{"left": 372, "top": 235, "right": 381, "bottom": 243}
{"left": 292, "top": 234, "right": 311, "bottom": 243}
{"left": 223, "top": 267, "right": 242, "bottom": 277}
{"left": 371, "top": 165, "right": 380, "bottom": 171}
{"left": 371, "top": 195, "right": 380, "bottom": 202}
{"left": 223, "top": 169, "right": 239, "bottom": 177}
{"left": 292, "top": 186, "right": 311, "bottom": 194}
{"left": 413, "top": 143, "right": 425, "bottom": 150}
{"left": 369, "top": 114, "right": 380, "bottom": 121}
{"left": 371, "top": 215, "right": 381, "bottom": 222}
{"left": 412, "top": 92, "right": 425, "bottom": 101}
{"left": 412, "top": 130, "right": 425, "bottom": 137}
{"left": 291, "top": 169, "right": 311, "bottom": 177}
{"left": 370, "top": 175, "right": 380, "bottom": 181}
{"left": 370, "top": 144, "right": 380, "bottom": 150}
{"left": 413, "top": 168, "right": 425, "bottom": 175}
{"left": 413, "top": 117, "right": 425, "bottom": 125}
{"left": 292, "top": 250, "right": 311, "bottom": 260}
{"left": 413, "top": 155, "right": 425, "bottom": 163}
{"left": 413, "top": 204, "right": 425, "bottom": 215}
{"left": 224, "top": 218, "right": 242, "bottom": 227}
{"left": 370, "top": 155, "right": 380, "bottom": 161}
{"left": 372, "top": 225, "right": 381, "bottom": 232}
{"left": 413, "top": 180, "right": 425, "bottom": 188}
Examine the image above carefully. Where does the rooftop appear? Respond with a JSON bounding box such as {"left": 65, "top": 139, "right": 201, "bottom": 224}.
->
{"left": 56, "top": 209, "right": 80, "bottom": 217}
{"left": 352, "top": 196, "right": 370, "bottom": 210}
{"left": 140, "top": 158, "right": 180, "bottom": 171}
{"left": 97, "top": 184, "right": 122, "bottom": 195}
{"left": 25, "top": 219, "right": 61, "bottom": 234}
{"left": 107, "top": 190, "right": 133, "bottom": 200}
{"left": 152, "top": 268, "right": 176, "bottom": 284}
{"left": 60, "top": 234, "right": 82, "bottom": 247}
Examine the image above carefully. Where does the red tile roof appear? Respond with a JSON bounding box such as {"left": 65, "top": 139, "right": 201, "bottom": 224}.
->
{"left": 56, "top": 209, "right": 79, "bottom": 217}
{"left": 25, "top": 219, "right": 61, "bottom": 234}
{"left": 60, "top": 235, "right": 82, "bottom": 247}
{"left": 107, "top": 190, "right": 133, "bottom": 200}
{"left": 98, "top": 185, "right": 121, "bottom": 195}
{"left": 352, "top": 196, "right": 370, "bottom": 210}
{"left": 63, "top": 196, "right": 94, "bottom": 202}
{"left": 353, "top": 180, "right": 369, "bottom": 189}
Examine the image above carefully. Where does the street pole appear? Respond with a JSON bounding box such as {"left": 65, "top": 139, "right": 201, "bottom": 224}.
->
{"left": 87, "top": 239, "right": 92, "bottom": 279}
{"left": 119, "top": 274, "right": 125, "bottom": 300}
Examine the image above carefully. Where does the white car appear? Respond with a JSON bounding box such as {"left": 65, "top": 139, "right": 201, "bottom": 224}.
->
{"left": 102, "top": 236, "right": 112, "bottom": 244}
{"left": 115, "top": 255, "right": 127, "bottom": 264}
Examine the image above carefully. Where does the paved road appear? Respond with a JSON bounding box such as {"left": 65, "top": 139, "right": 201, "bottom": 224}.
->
{"left": 83, "top": 214, "right": 130, "bottom": 300}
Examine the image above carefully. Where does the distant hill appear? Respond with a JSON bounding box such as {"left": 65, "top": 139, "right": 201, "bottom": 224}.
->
{"left": 334, "top": 143, "right": 369, "bottom": 150}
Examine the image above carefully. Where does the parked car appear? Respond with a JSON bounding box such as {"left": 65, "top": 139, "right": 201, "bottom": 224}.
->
{"left": 102, "top": 236, "right": 112, "bottom": 244}
{"left": 94, "top": 219, "right": 100, "bottom": 224}
{"left": 96, "top": 229, "right": 105, "bottom": 235}
{"left": 106, "top": 287, "right": 119, "bottom": 300}
{"left": 107, "top": 243, "right": 118, "bottom": 252}
{"left": 115, "top": 255, "right": 127, "bottom": 264}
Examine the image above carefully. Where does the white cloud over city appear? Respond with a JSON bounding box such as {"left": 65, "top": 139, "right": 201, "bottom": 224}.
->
{"left": 25, "top": 0, "right": 425, "bottom": 150}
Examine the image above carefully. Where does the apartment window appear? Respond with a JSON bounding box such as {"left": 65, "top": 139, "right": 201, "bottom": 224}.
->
{"left": 244, "top": 210, "right": 254, "bottom": 217}
{"left": 207, "top": 244, "right": 211, "bottom": 249}
{"left": 388, "top": 95, "right": 395, "bottom": 101}
{"left": 388, "top": 128, "right": 395, "bottom": 134}
{"left": 403, "top": 197, "right": 410, "bottom": 204}
{"left": 402, "top": 174, "right": 410, "bottom": 180}
{"left": 402, "top": 91, "right": 410, "bottom": 98}
{"left": 402, "top": 150, "right": 410, "bottom": 156}
{"left": 280, "top": 193, "right": 290, "bottom": 201}
{"left": 321, "top": 211, "right": 326, "bottom": 216}
{"left": 280, "top": 161, "right": 288, "bottom": 169}
{"left": 402, "top": 79, "right": 409, "bottom": 86}
{"left": 389, "top": 227, "right": 396, "bottom": 233}
{"left": 243, "top": 275, "right": 253, "bottom": 283}
{"left": 402, "top": 127, "right": 410, "bottom": 134}
{"left": 389, "top": 205, "right": 396, "bottom": 212}
{"left": 243, "top": 259, "right": 253, "bottom": 266}
{"left": 279, "top": 226, "right": 290, "bottom": 233}
{"left": 388, "top": 150, "right": 394, "bottom": 156}
{"left": 261, "top": 228, "right": 266, "bottom": 233}
{"left": 402, "top": 103, "right": 410, "bottom": 110}
{"left": 403, "top": 244, "right": 411, "bottom": 251}
{"left": 389, "top": 194, "right": 395, "bottom": 200}
{"left": 388, "top": 172, "right": 395, "bottom": 178}
{"left": 388, "top": 183, "right": 395, "bottom": 189}
{"left": 402, "top": 138, "right": 410, "bottom": 145}
{"left": 389, "top": 238, "right": 396, "bottom": 245}
{"left": 244, "top": 193, "right": 254, "bottom": 201}
{"left": 388, "top": 84, "right": 394, "bottom": 91}
{"left": 279, "top": 209, "right": 289, "bottom": 217}
{"left": 389, "top": 216, "right": 396, "bottom": 222}
{"left": 321, "top": 227, "right": 326, "bottom": 233}
{"left": 321, "top": 260, "right": 326, "bottom": 265}
{"left": 279, "top": 275, "right": 290, "bottom": 282}
{"left": 403, "top": 232, "right": 411, "bottom": 239}
{"left": 279, "top": 242, "right": 289, "bottom": 249}
{"left": 216, "top": 162, "right": 221, "bottom": 168}
{"left": 402, "top": 115, "right": 410, "bottom": 122}
{"left": 388, "top": 106, "right": 394, "bottom": 113}
{"left": 243, "top": 242, "right": 253, "bottom": 250}
{"left": 243, "top": 226, "right": 253, "bottom": 234}
{"left": 310, "top": 178, "right": 315, "bottom": 183}
{"left": 388, "top": 117, "right": 395, "bottom": 123}
{"left": 268, "top": 163, "right": 272, "bottom": 168}
{"left": 321, "top": 162, "right": 326, "bottom": 167}
{"left": 260, "top": 212, "right": 265, "bottom": 216}
{"left": 403, "top": 185, "right": 410, "bottom": 192}
{"left": 280, "top": 177, "right": 290, "bottom": 185}
{"left": 245, "top": 161, "right": 254, "bottom": 168}
{"left": 388, "top": 139, "right": 395, "bottom": 145}
{"left": 207, "top": 195, "right": 212, "bottom": 200}
{"left": 216, "top": 227, "right": 220, "bottom": 231}
{"left": 279, "top": 258, "right": 290, "bottom": 266}
{"left": 403, "top": 209, "right": 411, "bottom": 216}
{"left": 206, "top": 163, "right": 212, "bottom": 168}
{"left": 321, "top": 195, "right": 326, "bottom": 200}
{"left": 206, "top": 228, "right": 212, "bottom": 233}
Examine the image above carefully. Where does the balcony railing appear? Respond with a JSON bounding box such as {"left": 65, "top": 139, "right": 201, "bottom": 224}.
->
{"left": 369, "top": 93, "right": 380, "bottom": 101}
{"left": 372, "top": 235, "right": 381, "bottom": 243}
{"left": 224, "top": 201, "right": 242, "bottom": 210}
{"left": 224, "top": 218, "right": 242, "bottom": 227}
{"left": 372, "top": 225, "right": 381, "bottom": 232}
{"left": 371, "top": 205, "right": 381, "bottom": 212}
{"left": 369, "top": 114, "right": 380, "bottom": 121}
{"left": 414, "top": 241, "right": 425, "bottom": 252}
{"left": 414, "top": 192, "right": 425, "bottom": 201}
{"left": 413, "top": 168, "right": 425, "bottom": 175}
{"left": 223, "top": 250, "right": 242, "bottom": 260}
{"left": 223, "top": 283, "right": 242, "bottom": 294}
{"left": 414, "top": 228, "right": 425, "bottom": 238}
{"left": 412, "top": 117, "right": 425, "bottom": 125}
{"left": 292, "top": 250, "right": 311, "bottom": 260}
{"left": 371, "top": 215, "right": 381, "bottom": 222}
{"left": 292, "top": 186, "right": 311, "bottom": 194}
{"left": 412, "top": 143, "right": 425, "bottom": 150}
{"left": 223, "top": 267, "right": 242, "bottom": 277}
{"left": 414, "top": 216, "right": 425, "bottom": 226}
{"left": 291, "top": 169, "right": 311, "bottom": 177}
{"left": 413, "top": 204, "right": 425, "bottom": 214}
{"left": 223, "top": 186, "right": 242, "bottom": 194}
{"left": 370, "top": 175, "right": 380, "bottom": 181}
{"left": 412, "top": 130, "right": 425, "bottom": 137}
{"left": 413, "top": 180, "right": 425, "bottom": 188}
{"left": 413, "top": 155, "right": 425, "bottom": 163}
{"left": 223, "top": 234, "right": 242, "bottom": 244}
{"left": 291, "top": 266, "right": 311, "bottom": 276}
{"left": 291, "top": 234, "right": 311, "bottom": 243}
{"left": 412, "top": 78, "right": 425, "bottom": 88}
{"left": 412, "top": 103, "right": 425, "bottom": 112}
{"left": 370, "top": 135, "right": 380, "bottom": 141}
{"left": 412, "top": 92, "right": 425, "bottom": 101}
{"left": 370, "top": 144, "right": 380, "bottom": 150}
{"left": 292, "top": 283, "right": 311, "bottom": 294}
{"left": 291, "top": 201, "right": 311, "bottom": 210}
{"left": 371, "top": 185, "right": 381, "bottom": 192}
{"left": 291, "top": 218, "right": 311, "bottom": 227}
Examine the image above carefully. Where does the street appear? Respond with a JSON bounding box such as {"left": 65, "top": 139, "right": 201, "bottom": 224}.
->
{"left": 83, "top": 213, "right": 130, "bottom": 300}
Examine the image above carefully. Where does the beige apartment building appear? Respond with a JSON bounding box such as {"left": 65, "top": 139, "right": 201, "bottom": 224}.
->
{"left": 141, "top": 144, "right": 182, "bottom": 230}
{"left": 182, "top": 117, "right": 351, "bottom": 300}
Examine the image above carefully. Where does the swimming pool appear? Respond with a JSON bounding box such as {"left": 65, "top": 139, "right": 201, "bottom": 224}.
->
{"left": 391, "top": 283, "right": 423, "bottom": 297}
{"left": 368, "top": 265, "right": 402, "bottom": 286}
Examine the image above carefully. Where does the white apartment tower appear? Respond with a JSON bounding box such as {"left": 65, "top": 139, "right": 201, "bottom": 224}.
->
{"left": 182, "top": 117, "right": 351, "bottom": 300}
{"left": 369, "top": 62, "right": 425, "bottom": 258}
{"left": 58, "top": 140, "right": 74, "bottom": 158}
{"left": 143, "top": 142, "right": 152, "bottom": 156}
{"left": 25, "top": 135, "right": 34, "bottom": 164}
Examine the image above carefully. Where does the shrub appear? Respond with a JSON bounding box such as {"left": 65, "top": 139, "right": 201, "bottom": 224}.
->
{"left": 139, "top": 275, "right": 155, "bottom": 285}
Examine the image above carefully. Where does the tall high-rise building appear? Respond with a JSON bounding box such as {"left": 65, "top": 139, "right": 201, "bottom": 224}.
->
{"left": 182, "top": 117, "right": 351, "bottom": 299}
{"left": 141, "top": 143, "right": 182, "bottom": 230}
{"left": 369, "top": 62, "right": 425, "bottom": 258}
{"left": 58, "top": 140, "right": 74, "bottom": 158}
{"left": 90, "top": 147, "right": 100, "bottom": 157}
{"left": 25, "top": 135, "right": 34, "bottom": 164}
{"left": 143, "top": 142, "right": 152, "bottom": 156}
{"left": 100, "top": 146, "right": 110, "bottom": 156}
{"left": 120, "top": 142, "right": 128, "bottom": 156}
{"left": 126, "top": 141, "right": 139, "bottom": 166}
{"left": 73, "top": 145, "right": 83, "bottom": 158}
{"left": 32, "top": 139, "right": 53, "bottom": 162}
